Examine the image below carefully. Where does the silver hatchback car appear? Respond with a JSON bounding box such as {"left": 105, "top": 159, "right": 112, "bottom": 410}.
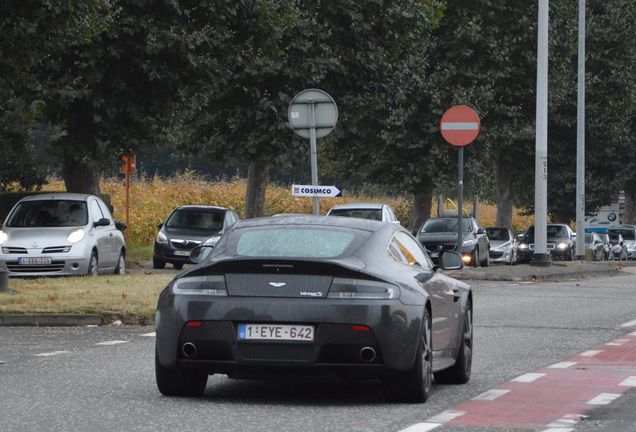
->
{"left": 0, "top": 193, "right": 126, "bottom": 277}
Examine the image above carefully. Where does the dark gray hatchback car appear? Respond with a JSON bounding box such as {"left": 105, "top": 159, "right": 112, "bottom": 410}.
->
{"left": 155, "top": 215, "right": 473, "bottom": 403}
{"left": 415, "top": 217, "right": 490, "bottom": 267}
{"left": 153, "top": 205, "right": 239, "bottom": 269}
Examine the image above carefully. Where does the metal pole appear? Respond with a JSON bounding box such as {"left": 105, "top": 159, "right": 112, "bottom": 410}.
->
{"left": 309, "top": 100, "right": 320, "bottom": 215}
{"left": 575, "top": 0, "right": 586, "bottom": 260}
{"left": 533, "top": 0, "right": 550, "bottom": 266}
{"left": 125, "top": 168, "right": 130, "bottom": 244}
{"left": 457, "top": 147, "right": 464, "bottom": 257}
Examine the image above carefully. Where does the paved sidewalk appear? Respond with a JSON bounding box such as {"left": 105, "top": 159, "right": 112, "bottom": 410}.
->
{"left": 447, "top": 260, "right": 631, "bottom": 282}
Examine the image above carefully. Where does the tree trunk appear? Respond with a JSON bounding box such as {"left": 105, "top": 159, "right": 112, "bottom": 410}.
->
{"left": 62, "top": 159, "right": 100, "bottom": 194}
{"left": 409, "top": 176, "right": 434, "bottom": 231}
{"left": 623, "top": 179, "right": 636, "bottom": 225}
{"left": 495, "top": 158, "right": 513, "bottom": 228}
{"left": 244, "top": 160, "right": 269, "bottom": 219}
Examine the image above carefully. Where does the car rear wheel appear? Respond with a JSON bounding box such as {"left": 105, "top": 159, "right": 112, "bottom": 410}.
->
{"left": 155, "top": 349, "right": 208, "bottom": 396}
{"left": 153, "top": 260, "right": 166, "bottom": 269}
{"left": 383, "top": 308, "right": 432, "bottom": 403}
{"left": 114, "top": 252, "right": 126, "bottom": 275}
{"left": 87, "top": 251, "right": 98, "bottom": 276}
{"left": 434, "top": 299, "right": 473, "bottom": 384}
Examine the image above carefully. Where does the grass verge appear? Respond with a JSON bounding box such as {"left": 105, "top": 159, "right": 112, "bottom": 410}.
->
{"left": 0, "top": 274, "right": 172, "bottom": 321}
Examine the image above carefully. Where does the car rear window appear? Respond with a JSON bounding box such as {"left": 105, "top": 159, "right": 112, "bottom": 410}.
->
{"left": 235, "top": 228, "right": 357, "bottom": 258}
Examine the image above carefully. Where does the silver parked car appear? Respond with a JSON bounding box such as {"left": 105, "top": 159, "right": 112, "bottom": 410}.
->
{"left": 327, "top": 203, "right": 399, "bottom": 224}
{"left": 485, "top": 227, "right": 518, "bottom": 265}
{"left": 0, "top": 193, "right": 126, "bottom": 277}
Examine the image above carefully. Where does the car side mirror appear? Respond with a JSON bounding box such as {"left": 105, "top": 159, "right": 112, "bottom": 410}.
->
{"left": 157, "top": 222, "right": 164, "bottom": 229}
{"left": 477, "top": 228, "right": 486, "bottom": 235}
{"left": 93, "top": 218, "right": 110, "bottom": 227}
{"left": 190, "top": 245, "right": 214, "bottom": 263}
{"left": 438, "top": 250, "right": 464, "bottom": 270}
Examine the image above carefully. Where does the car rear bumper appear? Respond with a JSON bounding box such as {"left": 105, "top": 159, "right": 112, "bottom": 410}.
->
{"left": 156, "top": 297, "right": 423, "bottom": 376}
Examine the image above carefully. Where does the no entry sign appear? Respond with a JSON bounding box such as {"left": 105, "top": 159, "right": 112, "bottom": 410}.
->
{"left": 440, "top": 105, "right": 481, "bottom": 146}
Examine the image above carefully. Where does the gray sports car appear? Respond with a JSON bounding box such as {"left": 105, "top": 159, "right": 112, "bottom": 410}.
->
{"left": 155, "top": 215, "right": 473, "bottom": 403}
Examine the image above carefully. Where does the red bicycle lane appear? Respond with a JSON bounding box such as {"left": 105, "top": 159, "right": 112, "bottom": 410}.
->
{"left": 402, "top": 330, "right": 636, "bottom": 431}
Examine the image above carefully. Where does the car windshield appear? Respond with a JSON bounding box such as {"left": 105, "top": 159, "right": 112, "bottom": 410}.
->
{"left": 5, "top": 200, "right": 88, "bottom": 227}
{"left": 608, "top": 228, "right": 635, "bottom": 241}
{"left": 420, "top": 219, "right": 471, "bottom": 233}
{"left": 546, "top": 225, "right": 570, "bottom": 238}
{"left": 166, "top": 209, "right": 224, "bottom": 230}
{"left": 486, "top": 228, "right": 509, "bottom": 241}
{"left": 235, "top": 228, "right": 357, "bottom": 258}
{"left": 329, "top": 208, "right": 382, "bottom": 221}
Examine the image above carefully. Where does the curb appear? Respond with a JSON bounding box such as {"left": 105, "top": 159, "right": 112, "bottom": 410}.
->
{"left": 1, "top": 313, "right": 103, "bottom": 327}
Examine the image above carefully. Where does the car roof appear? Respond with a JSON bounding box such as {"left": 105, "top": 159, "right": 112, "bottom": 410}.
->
{"left": 233, "top": 214, "right": 391, "bottom": 231}
{"left": 18, "top": 193, "right": 96, "bottom": 202}
{"left": 328, "top": 203, "right": 387, "bottom": 211}
{"left": 174, "top": 205, "right": 230, "bottom": 212}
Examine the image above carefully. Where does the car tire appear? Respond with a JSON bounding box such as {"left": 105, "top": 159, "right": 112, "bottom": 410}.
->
{"left": 383, "top": 308, "right": 432, "bottom": 403}
{"left": 471, "top": 250, "right": 479, "bottom": 268}
{"left": 481, "top": 248, "right": 490, "bottom": 267}
{"left": 434, "top": 299, "right": 473, "bottom": 384}
{"left": 114, "top": 251, "right": 126, "bottom": 275}
{"left": 155, "top": 349, "right": 208, "bottom": 396}
{"left": 87, "top": 251, "right": 98, "bottom": 276}
{"left": 153, "top": 260, "right": 166, "bottom": 270}
{"left": 173, "top": 263, "right": 184, "bottom": 270}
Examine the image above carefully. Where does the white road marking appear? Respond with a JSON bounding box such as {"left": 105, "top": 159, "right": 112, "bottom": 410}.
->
{"left": 512, "top": 373, "right": 546, "bottom": 382}
{"left": 619, "top": 319, "right": 636, "bottom": 328}
{"left": 548, "top": 361, "right": 577, "bottom": 369}
{"left": 587, "top": 393, "right": 621, "bottom": 405}
{"left": 579, "top": 350, "right": 603, "bottom": 357}
{"left": 472, "top": 389, "right": 510, "bottom": 401}
{"left": 426, "top": 410, "right": 466, "bottom": 423}
{"left": 619, "top": 376, "right": 636, "bottom": 387}
{"left": 34, "top": 351, "right": 70, "bottom": 357}
{"left": 141, "top": 332, "right": 156, "bottom": 337}
{"left": 95, "top": 340, "right": 129, "bottom": 346}
{"left": 397, "top": 423, "right": 441, "bottom": 432}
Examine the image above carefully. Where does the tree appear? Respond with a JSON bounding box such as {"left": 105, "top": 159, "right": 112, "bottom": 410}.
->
{"left": 175, "top": 0, "right": 444, "bottom": 218}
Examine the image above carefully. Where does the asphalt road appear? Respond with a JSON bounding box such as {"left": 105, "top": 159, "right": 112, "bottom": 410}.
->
{"left": 1, "top": 266, "right": 635, "bottom": 431}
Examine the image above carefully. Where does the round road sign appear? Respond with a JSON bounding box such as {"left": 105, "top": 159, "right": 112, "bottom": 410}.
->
{"left": 440, "top": 105, "right": 481, "bottom": 146}
{"left": 288, "top": 89, "right": 338, "bottom": 139}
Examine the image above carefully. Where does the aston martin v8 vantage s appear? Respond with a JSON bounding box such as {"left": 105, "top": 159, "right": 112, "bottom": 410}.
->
{"left": 155, "top": 215, "right": 473, "bottom": 403}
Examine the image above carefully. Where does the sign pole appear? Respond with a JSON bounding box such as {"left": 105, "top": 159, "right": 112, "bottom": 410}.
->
{"left": 288, "top": 89, "right": 338, "bottom": 214}
{"left": 309, "top": 100, "right": 320, "bottom": 215}
{"left": 457, "top": 146, "right": 464, "bottom": 253}
{"left": 125, "top": 169, "right": 130, "bottom": 244}
{"left": 533, "top": 0, "right": 550, "bottom": 266}
{"left": 440, "top": 105, "right": 480, "bottom": 264}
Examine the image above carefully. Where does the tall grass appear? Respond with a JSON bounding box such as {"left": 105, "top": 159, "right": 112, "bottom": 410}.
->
{"left": 43, "top": 173, "right": 534, "bottom": 247}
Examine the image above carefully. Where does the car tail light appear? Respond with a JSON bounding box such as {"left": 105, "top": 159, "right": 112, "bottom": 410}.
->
{"left": 172, "top": 275, "right": 228, "bottom": 296}
{"left": 327, "top": 278, "right": 399, "bottom": 300}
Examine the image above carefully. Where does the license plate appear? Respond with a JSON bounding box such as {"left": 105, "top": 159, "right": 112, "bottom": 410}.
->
{"left": 173, "top": 251, "right": 191, "bottom": 256}
{"left": 429, "top": 252, "right": 439, "bottom": 258}
{"left": 238, "top": 324, "right": 314, "bottom": 341}
{"left": 18, "top": 257, "right": 52, "bottom": 265}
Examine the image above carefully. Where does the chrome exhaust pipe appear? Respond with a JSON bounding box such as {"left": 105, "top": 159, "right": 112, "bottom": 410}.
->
{"left": 359, "top": 346, "right": 377, "bottom": 363}
{"left": 182, "top": 342, "right": 197, "bottom": 358}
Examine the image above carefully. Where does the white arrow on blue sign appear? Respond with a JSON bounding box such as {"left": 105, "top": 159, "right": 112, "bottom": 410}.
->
{"left": 292, "top": 184, "right": 342, "bottom": 198}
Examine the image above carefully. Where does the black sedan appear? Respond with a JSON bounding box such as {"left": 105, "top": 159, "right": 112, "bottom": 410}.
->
{"left": 155, "top": 216, "right": 473, "bottom": 403}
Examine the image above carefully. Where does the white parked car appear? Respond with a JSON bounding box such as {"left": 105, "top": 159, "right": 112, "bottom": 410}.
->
{"left": 327, "top": 203, "right": 400, "bottom": 224}
{"left": 0, "top": 193, "right": 126, "bottom": 277}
